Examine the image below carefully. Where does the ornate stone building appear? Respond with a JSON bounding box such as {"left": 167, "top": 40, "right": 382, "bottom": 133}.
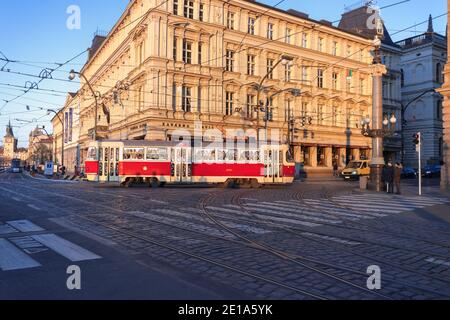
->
{"left": 54, "top": 0, "right": 377, "bottom": 176}
{"left": 437, "top": 0, "right": 450, "bottom": 191}
{"left": 397, "top": 16, "right": 446, "bottom": 168}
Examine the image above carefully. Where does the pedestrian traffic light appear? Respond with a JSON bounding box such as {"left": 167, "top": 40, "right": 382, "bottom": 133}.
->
{"left": 413, "top": 133, "right": 421, "bottom": 145}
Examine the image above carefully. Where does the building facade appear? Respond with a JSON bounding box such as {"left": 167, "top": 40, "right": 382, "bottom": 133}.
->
{"left": 54, "top": 0, "right": 377, "bottom": 176}
{"left": 437, "top": 0, "right": 450, "bottom": 191}
{"left": 51, "top": 92, "right": 81, "bottom": 173}
{"left": 396, "top": 16, "right": 446, "bottom": 168}
{"left": 28, "top": 127, "right": 53, "bottom": 166}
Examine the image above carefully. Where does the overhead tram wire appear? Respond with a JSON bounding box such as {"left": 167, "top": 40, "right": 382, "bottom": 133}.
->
{"left": 2, "top": 10, "right": 445, "bottom": 121}
{"left": 0, "top": 1, "right": 435, "bottom": 120}
{"left": 0, "top": 49, "right": 88, "bottom": 113}
{"left": 0, "top": 0, "right": 411, "bottom": 95}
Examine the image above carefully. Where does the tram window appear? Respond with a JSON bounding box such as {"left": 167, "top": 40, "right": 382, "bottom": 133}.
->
{"left": 225, "top": 150, "right": 237, "bottom": 162}
{"left": 204, "top": 149, "right": 215, "bottom": 161}
{"left": 124, "top": 148, "right": 144, "bottom": 160}
{"left": 238, "top": 150, "right": 249, "bottom": 162}
{"left": 218, "top": 150, "right": 227, "bottom": 161}
{"left": 286, "top": 150, "right": 294, "bottom": 162}
{"left": 248, "top": 150, "right": 260, "bottom": 162}
{"left": 87, "top": 147, "right": 97, "bottom": 160}
{"left": 116, "top": 149, "right": 120, "bottom": 162}
{"left": 99, "top": 148, "right": 103, "bottom": 162}
{"left": 110, "top": 163, "right": 114, "bottom": 176}
{"left": 146, "top": 148, "right": 168, "bottom": 161}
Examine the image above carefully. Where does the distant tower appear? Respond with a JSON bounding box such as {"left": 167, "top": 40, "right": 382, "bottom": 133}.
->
{"left": 3, "top": 120, "right": 18, "bottom": 161}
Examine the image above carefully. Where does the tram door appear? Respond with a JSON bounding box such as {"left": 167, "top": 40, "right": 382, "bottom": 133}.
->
{"left": 99, "top": 146, "right": 120, "bottom": 183}
{"left": 172, "top": 147, "right": 192, "bottom": 183}
{"left": 264, "top": 148, "right": 282, "bottom": 183}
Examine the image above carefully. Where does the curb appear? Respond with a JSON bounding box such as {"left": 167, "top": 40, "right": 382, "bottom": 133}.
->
{"left": 26, "top": 173, "right": 78, "bottom": 184}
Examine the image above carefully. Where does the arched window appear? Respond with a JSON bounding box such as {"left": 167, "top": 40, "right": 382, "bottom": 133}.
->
{"left": 436, "top": 63, "right": 442, "bottom": 83}
{"left": 437, "top": 99, "right": 443, "bottom": 120}
{"left": 400, "top": 69, "right": 405, "bottom": 87}
{"left": 414, "top": 64, "right": 424, "bottom": 83}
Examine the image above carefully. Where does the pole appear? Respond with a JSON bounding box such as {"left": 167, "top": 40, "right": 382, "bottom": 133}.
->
{"left": 370, "top": 63, "right": 387, "bottom": 192}
{"left": 418, "top": 132, "right": 422, "bottom": 196}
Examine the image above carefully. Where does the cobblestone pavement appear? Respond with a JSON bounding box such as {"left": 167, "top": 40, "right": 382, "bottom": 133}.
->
{"left": 1, "top": 171, "right": 450, "bottom": 300}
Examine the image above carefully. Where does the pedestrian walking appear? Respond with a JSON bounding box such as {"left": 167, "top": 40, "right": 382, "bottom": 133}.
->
{"left": 394, "top": 163, "right": 403, "bottom": 195}
{"left": 382, "top": 162, "right": 395, "bottom": 193}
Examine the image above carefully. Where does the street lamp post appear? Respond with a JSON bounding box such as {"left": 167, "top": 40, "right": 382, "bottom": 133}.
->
{"left": 254, "top": 55, "right": 294, "bottom": 146}
{"left": 364, "top": 19, "right": 389, "bottom": 192}
{"left": 69, "top": 69, "right": 100, "bottom": 141}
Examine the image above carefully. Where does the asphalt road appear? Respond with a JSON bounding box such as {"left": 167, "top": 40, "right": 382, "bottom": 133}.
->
{"left": 1, "top": 171, "right": 450, "bottom": 300}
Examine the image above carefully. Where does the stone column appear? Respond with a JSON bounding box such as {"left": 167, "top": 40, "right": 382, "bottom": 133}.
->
{"left": 310, "top": 146, "right": 318, "bottom": 167}
{"left": 325, "top": 147, "right": 333, "bottom": 168}
{"left": 369, "top": 63, "right": 388, "bottom": 192}
{"left": 437, "top": 0, "right": 450, "bottom": 191}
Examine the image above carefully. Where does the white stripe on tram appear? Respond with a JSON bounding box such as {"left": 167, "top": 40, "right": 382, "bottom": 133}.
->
{"left": 0, "top": 238, "right": 41, "bottom": 271}
{"left": 31, "top": 234, "right": 101, "bottom": 262}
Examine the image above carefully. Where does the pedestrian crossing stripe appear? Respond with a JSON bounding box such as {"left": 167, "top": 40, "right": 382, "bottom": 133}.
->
{"left": 0, "top": 220, "right": 102, "bottom": 272}
{"left": 206, "top": 206, "right": 321, "bottom": 228}
{"left": 0, "top": 238, "right": 41, "bottom": 271}
{"left": 7, "top": 220, "right": 44, "bottom": 233}
{"left": 31, "top": 234, "right": 101, "bottom": 262}
{"left": 277, "top": 201, "right": 369, "bottom": 219}
{"left": 244, "top": 203, "right": 342, "bottom": 224}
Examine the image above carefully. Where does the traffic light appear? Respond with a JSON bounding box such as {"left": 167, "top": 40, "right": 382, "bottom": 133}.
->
{"left": 413, "top": 133, "right": 421, "bottom": 145}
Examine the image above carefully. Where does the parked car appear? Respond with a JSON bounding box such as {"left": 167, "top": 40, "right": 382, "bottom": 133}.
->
{"left": 341, "top": 160, "right": 371, "bottom": 181}
{"left": 401, "top": 167, "right": 417, "bottom": 179}
{"left": 423, "top": 165, "right": 441, "bottom": 178}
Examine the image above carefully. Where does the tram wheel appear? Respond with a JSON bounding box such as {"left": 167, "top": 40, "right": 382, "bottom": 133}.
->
{"left": 122, "top": 178, "right": 133, "bottom": 188}
{"left": 250, "top": 179, "right": 261, "bottom": 189}
{"left": 223, "top": 179, "right": 237, "bottom": 189}
{"left": 149, "top": 178, "right": 160, "bottom": 188}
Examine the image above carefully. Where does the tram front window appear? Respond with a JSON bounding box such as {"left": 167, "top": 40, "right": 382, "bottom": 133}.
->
{"left": 87, "top": 147, "right": 97, "bottom": 160}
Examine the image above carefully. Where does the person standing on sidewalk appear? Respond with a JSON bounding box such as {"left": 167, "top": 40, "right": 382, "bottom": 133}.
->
{"left": 394, "top": 163, "right": 403, "bottom": 195}
{"left": 333, "top": 162, "right": 339, "bottom": 178}
{"left": 382, "top": 162, "right": 395, "bottom": 193}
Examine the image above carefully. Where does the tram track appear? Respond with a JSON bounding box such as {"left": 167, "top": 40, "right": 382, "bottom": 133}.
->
{"left": 3, "top": 177, "right": 450, "bottom": 298}
{"left": 0, "top": 181, "right": 330, "bottom": 300}
{"left": 220, "top": 189, "right": 450, "bottom": 295}
{"left": 199, "top": 191, "right": 399, "bottom": 300}
{"left": 292, "top": 189, "right": 450, "bottom": 247}
{"left": 320, "top": 188, "right": 450, "bottom": 237}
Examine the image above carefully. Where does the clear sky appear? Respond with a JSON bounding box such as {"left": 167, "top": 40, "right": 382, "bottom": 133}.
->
{"left": 0, "top": 0, "right": 447, "bottom": 147}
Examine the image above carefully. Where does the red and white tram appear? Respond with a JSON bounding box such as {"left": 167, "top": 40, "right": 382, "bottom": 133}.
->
{"left": 84, "top": 140, "right": 295, "bottom": 187}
